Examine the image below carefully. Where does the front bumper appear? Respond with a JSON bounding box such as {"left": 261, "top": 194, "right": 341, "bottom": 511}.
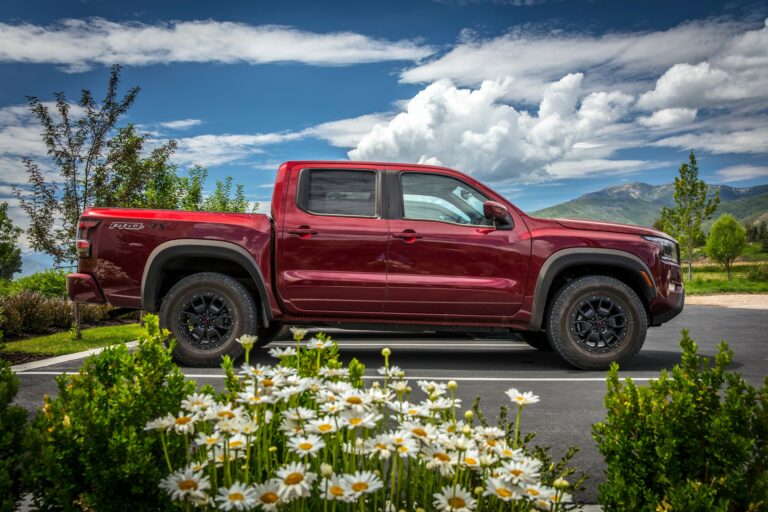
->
{"left": 67, "top": 273, "right": 107, "bottom": 304}
{"left": 651, "top": 288, "right": 684, "bottom": 326}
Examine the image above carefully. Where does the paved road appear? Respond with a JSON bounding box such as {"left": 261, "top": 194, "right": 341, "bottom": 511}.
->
{"left": 11, "top": 305, "right": 768, "bottom": 504}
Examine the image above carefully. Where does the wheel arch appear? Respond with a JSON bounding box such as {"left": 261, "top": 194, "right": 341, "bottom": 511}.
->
{"left": 141, "top": 239, "right": 273, "bottom": 326}
{"left": 529, "top": 248, "right": 655, "bottom": 331}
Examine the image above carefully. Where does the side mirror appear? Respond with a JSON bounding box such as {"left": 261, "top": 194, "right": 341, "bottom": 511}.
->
{"left": 483, "top": 201, "right": 508, "bottom": 221}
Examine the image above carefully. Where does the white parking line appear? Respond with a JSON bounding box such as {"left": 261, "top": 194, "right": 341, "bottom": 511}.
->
{"left": 271, "top": 343, "right": 528, "bottom": 349}
{"left": 15, "top": 371, "right": 654, "bottom": 382}
{"left": 11, "top": 342, "right": 138, "bottom": 372}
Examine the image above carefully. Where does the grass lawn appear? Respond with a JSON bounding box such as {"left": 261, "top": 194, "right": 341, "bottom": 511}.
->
{"left": 2, "top": 323, "right": 143, "bottom": 356}
{"left": 685, "top": 265, "right": 768, "bottom": 295}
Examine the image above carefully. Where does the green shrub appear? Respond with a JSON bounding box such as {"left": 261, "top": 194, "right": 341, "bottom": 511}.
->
{"left": 25, "top": 315, "right": 195, "bottom": 511}
{"left": 3, "top": 269, "right": 68, "bottom": 297}
{"left": 0, "top": 291, "right": 112, "bottom": 337}
{"left": 746, "top": 263, "right": 768, "bottom": 282}
{"left": 0, "top": 361, "right": 27, "bottom": 512}
{"left": 593, "top": 330, "right": 768, "bottom": 512}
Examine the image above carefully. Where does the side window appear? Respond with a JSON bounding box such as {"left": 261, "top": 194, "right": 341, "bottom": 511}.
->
{"left": 401, "top": 173, "right": 492, "bottom": 226}
{"left": 300, "top": 170, "right": 377, "bottom": 217}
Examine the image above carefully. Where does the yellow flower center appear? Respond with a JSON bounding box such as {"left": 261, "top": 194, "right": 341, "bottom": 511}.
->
{"left": 434, "top": 452, "right": 451, "bottom": 462}
{"left": 412, "top": 427, "right": 427, "bottom": 437}
{"left": 262, "top": 379, "right": 274, "bottom": 387}
{"left": 217, "top": 410, "right": 235, "bottom": 420}
{"left": 229, "top": 492, "right": 245, "bottom": 502}
{"left": 407, "top": 409, "right": 417, "bottom": 415}
{"left": 395, "top": 437, "right": 404, "bottom": 444}
{"left": 319, "top": 424, "right": 333, "bottom": 432}
{"left": 330, "top": 485, "right": 345, "bottom": 497}
{"left": 486, "top": 439, "right": 497, "bottom": 446}
{"left": 464, "top": 457, "right": 478, "bottom": 465}
{"left": 206, "top": 437, "right": 218, "bottom": 444}
{"left": 349, "top": 417, "right": 362, "bottom": 426}
{"left": 175, "top": 416, "right": 192, "bottom": 425}
{"left": 346, "top": 396, "right": 363, "bottom": 405}
{"left": 375, "top": 443, "right": 388, "bottom": 450}
{"left": 260, "top": 492, "right": 278, "bottom": 504}
{"left": 285, "top": 472, "right": 304, "bottom": 485}
{"left": 448, "top": 497, "right": 466, "bottom": 508}
{"left": 178, "top": 479, "right": 198, "bottom": 491}
{"left": 352, "top": 482, "right": 369, "bottom": 492}
{"left": 526, "top": 488, "right": 540, "bottom": 496}
{"left": 397, "top": 446, "right": 409, "bottom": 453}
{"left": 510, "top": 469, "right": 524, "bottom": 477}
{"left": 298, "top": 442, "right": 313, "bottom": 451}
{"left": 497, "top": 487, "right": 512, "bottom": 498}
{"left": 230, "top": 440, "right": 244, "bottom": 449}
{"left": 501, "top": 449, "right": 513, "bottom": 457}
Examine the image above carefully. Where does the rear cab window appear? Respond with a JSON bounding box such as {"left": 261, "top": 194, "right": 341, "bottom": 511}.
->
{"left": 297, "top": 169, "right": 378, "bottom": 217}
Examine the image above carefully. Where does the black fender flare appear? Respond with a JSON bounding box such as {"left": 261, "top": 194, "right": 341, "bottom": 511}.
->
{"left": 529, "top": 248, "right": 656, "bottom": 331}
{"left": 141, "top": 239, "right": 273, "bottom": 326}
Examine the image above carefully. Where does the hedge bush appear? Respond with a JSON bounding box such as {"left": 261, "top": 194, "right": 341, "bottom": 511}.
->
{"left": 25, "top": 315, "right": 196, "bottom": 511}
{"left": 746, "top": 263, "right": 768, "bottom": 281}
{"left": 593, "top": 330, "right": 768, "bottom": 511}
{"left": 0, "top": 269, "right": 68, "bottom": 297}
{"left": 0, "top": 360, "right": 27, "bottom": 512}
{"left": 0, "top": 290, "right": 112, "bottom": 337}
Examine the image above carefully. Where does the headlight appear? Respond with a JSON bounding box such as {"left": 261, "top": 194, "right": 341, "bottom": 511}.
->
{"left": 643, "top": 236, "right": 679, "bottom": 264}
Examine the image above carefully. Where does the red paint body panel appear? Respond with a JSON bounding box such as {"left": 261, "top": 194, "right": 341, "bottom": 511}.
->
{"left": 68, "top": 160, "right": 684, "bottom": 331}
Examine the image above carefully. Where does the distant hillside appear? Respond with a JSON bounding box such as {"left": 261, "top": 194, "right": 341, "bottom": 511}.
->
{"left": 531, "top": 182, "right": 768, "bottom": 228}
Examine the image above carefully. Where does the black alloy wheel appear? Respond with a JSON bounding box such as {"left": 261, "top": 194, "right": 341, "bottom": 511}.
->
{"left": 177, "top": 292, "right": 234, "bottom": 350}
{"left": 569, "top": 295, "right": 628, "bottom": 354}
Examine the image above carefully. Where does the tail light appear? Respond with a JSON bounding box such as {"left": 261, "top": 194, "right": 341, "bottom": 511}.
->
{"left": 76, "top": 219, "right": 100, "bottom": 258}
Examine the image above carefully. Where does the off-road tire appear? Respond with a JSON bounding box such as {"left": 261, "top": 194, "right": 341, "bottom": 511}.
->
{"left": 546, "top": 275, "right": 647, "bottom": 370}
{"left": 520, "top": 331, "right": 553, "bottom": 351}
{"left": 160, "top": 272, "right": 257, "bottom": 367}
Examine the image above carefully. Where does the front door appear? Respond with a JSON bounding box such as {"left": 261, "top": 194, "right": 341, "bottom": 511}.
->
{"left": 385, "top": 170, "right": 530, "bottom": 323}
{"left": 276, "top": 167, "right": 389, "bottom": 316}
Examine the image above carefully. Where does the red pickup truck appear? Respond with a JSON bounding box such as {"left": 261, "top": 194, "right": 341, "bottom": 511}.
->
{"left": 68, "top": 161, "right": 684, "bottom": 369}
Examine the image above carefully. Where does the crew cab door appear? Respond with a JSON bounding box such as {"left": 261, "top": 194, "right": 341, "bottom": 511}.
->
{"left": 275, "top": 167, "right": 388, "bottom": 316}
{"left": 384, "top": 170, "right": 531, "bottom": 322}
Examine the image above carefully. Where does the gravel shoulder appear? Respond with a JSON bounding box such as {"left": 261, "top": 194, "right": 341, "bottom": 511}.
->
{"left": 686, "top": 293, "right": 768, "bottom": 309}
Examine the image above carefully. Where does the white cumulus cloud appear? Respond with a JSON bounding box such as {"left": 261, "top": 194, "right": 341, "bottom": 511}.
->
{"left": 715, "top": 164, "right": 768, "bottom": 182}
{"left": 637, "top": 108, "right": 698, "bottom": 128}
{"left": 0, "top": 18, "right": 434, "bottom": 72}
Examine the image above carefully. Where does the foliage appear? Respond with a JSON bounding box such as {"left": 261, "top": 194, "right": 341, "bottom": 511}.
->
{"left": 0, "top": 360, "right": 27, "bottom": 512}
{"left": 0, "top": 291, "right": 112, "bottom": 337}
{"left": 25, "top": 314, "right": 195, "bottom": 511}
{"left": 706, "top": 214, "right": 747, "bottom": 280}
{"left": 746, "top": 263, "right": 768, "bottom": 282}
{"left": 1, "top": 323, "right": 143, "bottom": 356}
{"left": 593, "top": 330, "right": 768, "bottom": 512}
{"left": 13, "top": 65, "right": 139, "bottom": 266}
{"left": 147, "top": 330, "right": 583, "bottom": 511}
{"left": 0, "top": 268, "right": 68, "bottom": 297}
{"left": 745, "top": 220, "right": 768, "bottom": 243}
{"left": 0, "top": 203, "right": 22, "bottom": 281}
{"left": 660, "top": 151, "right": 720, "bottom": 280}
{"left": 180, "top": 167, "right": 254, "bottom": 213}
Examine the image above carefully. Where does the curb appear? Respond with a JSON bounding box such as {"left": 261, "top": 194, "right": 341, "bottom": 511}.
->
{"left": 11, "top": 341, "right": 138, "bottom": 373}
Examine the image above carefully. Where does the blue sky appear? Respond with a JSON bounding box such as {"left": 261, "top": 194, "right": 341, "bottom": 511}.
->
{"left": 1, "top": 0, "right": 768, "bottom": 241}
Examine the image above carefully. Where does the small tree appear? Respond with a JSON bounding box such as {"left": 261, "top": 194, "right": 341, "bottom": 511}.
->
{"left": 0, "top": 203, "right": 22, "bottom": 281}
{"left": 706, "top": 214, "right": 747, "bottom": 280}
{"left": 660, "top": 151, "right": 720, "bottom": 281}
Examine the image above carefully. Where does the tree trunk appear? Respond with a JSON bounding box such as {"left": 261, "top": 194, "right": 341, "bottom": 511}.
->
{"left": 139, "top": 309, "right": 145, "bottom": 327}
{"left": 687, "top": 259, "right": 693, "bottom": 281}
{"left": 727, "top": 265, "right": 732, "bottom": 281}
{"left": 73, "top": 301, "right": 82, "bottom": 340}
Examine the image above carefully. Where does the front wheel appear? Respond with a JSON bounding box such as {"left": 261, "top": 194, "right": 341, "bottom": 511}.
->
{"left": 546, "top": 275, "right": 647, "bottom": 370}
{"left": 160, "top": 272, "right": 258, "bottom": 367}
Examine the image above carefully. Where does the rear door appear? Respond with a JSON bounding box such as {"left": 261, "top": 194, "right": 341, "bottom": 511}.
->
{"left": 275, "top": 167, "right": 389, "bottom": 316}
{"left": 384, "top": 170, "right": 531, "bottom": 322}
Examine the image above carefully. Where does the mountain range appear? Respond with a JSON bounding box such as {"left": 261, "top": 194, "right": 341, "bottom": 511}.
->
{"left": 531, "top": 182, "right": 768, "bottom": 228}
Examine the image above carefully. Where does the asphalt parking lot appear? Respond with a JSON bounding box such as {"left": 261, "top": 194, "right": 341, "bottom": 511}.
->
{"left": 11, "top": 304, "right": 768, "bottom": 504}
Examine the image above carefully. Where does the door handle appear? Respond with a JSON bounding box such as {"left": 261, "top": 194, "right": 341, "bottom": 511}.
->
{"left": 288, "top": 225, "right": 318, "bottom": 238}
{"left": 393, "top": 230, "right": 422, "bottom": 242}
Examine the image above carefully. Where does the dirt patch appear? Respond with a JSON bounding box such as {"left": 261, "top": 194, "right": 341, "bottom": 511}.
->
{"left": 0, "top": 351, "right": 54, "bottom": 365}
{"left": 687, "top": 294, "right": 768, "bottom": 309}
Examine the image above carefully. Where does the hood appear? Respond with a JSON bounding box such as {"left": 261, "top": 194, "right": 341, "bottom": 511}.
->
{"left": 554, "top": 218, "right": 668, "bottom": 238}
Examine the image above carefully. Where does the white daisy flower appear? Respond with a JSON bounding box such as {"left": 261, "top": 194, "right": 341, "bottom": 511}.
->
{"left": 283, "top": 407, "right": 316, "bottom": 422}
{"left": 235, "top": 334, "right": 258, "bottom": 350}
{"left": 493, "top": 443, "right": 522, "bottom": 460}
{"left": 207, "top": 403, "right": 244, "bottom": 422}
{"left": 322, "top": 476, "right": 352, "bottom": 502}
{"left": 342, "top": 470, "right": 384, "bottom": 497}
{"left": 340, "top": 390, "right": 371, "bottom": 412}
{"left": 181, "top": 392, "right": 215, "bottom": 413}
{"left": 433, "top": 485, "right": 476, "bottom": 512}
{"left": 236, "top": 388, "right": 274, "bottom": 407}
{"left": 522, "top": 483, "right": 547, "bottom": 501}
{"left": 377, "top": 365, "right": 405, "bottom": 378}
{"left": 172, "top": 413, "right": 197, "bottom": 435}
{"left": 418, "top": 380, "right": 448, "bottom": 397}
{"left": 390, "top": 430, "right": 419, "bottom": 458}
{"left": 461, "top": 450, "right": 482, "bottom": 470}
{"left": 423, "top": 446, "right": 456, "bottom": 476}
{"left": 483, "top": 476, "right": 520, "bottom": 502}
{"left": 502, "top": 458, "right": 541, "bottom": 485}
{"left": 252, "top": 480, "right": 282, "bottom": 511}
{"left": 341, "top": 411, "right": 381, "bottom": 430}
{"left": 289, "top": 326, "right": 308, "bottom": 340}
{"left": 276, "top": 462, "right": 317, "bottom": 499}
{"left": 227, "top": 434, "right": 248, "bottom": 452}
{"left": 367, "top": 435, "right": 393, "bottom": 459}
{"left": 389, "top": 400, "right": 426, "bottom": 418}
{"left": 309, "top": 416, "right": 338, "bottom": 435}
{"left": 144, "top": 413, "right": 175, "bottom": 432}
{"left": 195, "top": 432, "right": 222, "bottom": 449}
{"left": 319, "top": 367, "right": 348, "bottom": 379}
{"left": 504, "top": 387, "right": 540, "bottom": 406}
{"left": 388, "top": 380, "right": 409, "bottom": 393}
{"left": 288, "top": 434, "right": 325, "bottom": 457}
{"left": 269, "top": 346, "right": 297, "bottom": 359}
{"left": 399, "top": 421, "right": 437, "bottom": 443}
{"left": 306, "top": 337, "right": 334, "bottom": 350}
{"left": 240, "top": 363, "right": 272, "bottom": 378}
{"left": 216, "top": 482, "right": 257, "bottom": 510}
{"left": 160, "top": 468, "right": 210, "bottom": 502}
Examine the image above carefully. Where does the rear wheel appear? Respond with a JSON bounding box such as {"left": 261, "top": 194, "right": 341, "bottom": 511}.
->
{"left": 547, "top": 275, "right": 647, "bottom": 370}
{"left": 160, "top": 272, "right": 258, "bottom": 367}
